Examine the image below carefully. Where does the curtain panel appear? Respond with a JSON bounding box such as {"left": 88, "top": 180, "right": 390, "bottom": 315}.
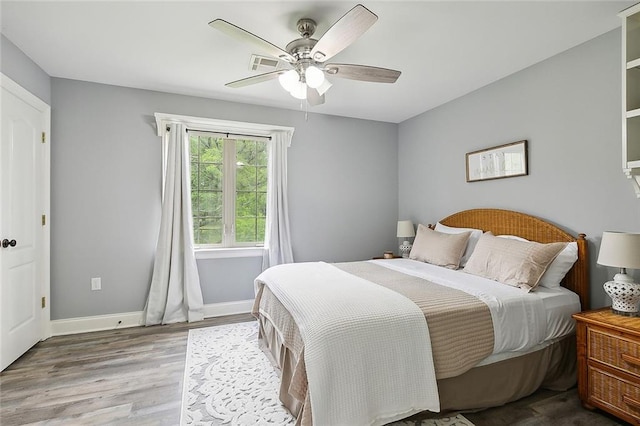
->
{"left": 262, "top": 130, "right": 294, "bottom": 270}
{"left": 144, "top": 123, "right": 204, "bottom": 325}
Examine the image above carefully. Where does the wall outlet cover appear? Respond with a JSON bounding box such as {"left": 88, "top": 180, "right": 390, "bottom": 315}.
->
{"left": 91, "top": 277, "right": 101, "bottom": 291}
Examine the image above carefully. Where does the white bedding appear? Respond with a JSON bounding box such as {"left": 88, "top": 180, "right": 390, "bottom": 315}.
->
{"left": 370, "top": 258, "right": 580, "bottom": 355}
{"left": 255, "top": 262, "right": 440, "bottom": 426}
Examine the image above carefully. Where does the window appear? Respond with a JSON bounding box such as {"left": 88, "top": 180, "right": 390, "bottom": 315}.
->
{"left": 190, "top": 133, "right": 267, "bottom": 248}
{"left": 154, "top": 112, "right": 294, "bottom": 259}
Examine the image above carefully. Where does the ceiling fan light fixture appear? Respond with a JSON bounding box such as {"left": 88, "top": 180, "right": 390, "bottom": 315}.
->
{"left": 278, "top": 69, "right": 299, "bottom": 92}
{"left": 289, "top": 81, "right": 307, "bottom": 100}
{"left": 305, "top": 66, "right": 325, "bottom": 89}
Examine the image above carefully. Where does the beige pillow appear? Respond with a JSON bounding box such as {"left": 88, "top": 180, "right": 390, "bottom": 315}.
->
{"left": 409, "top": 225, "right": 471, "bottom": 269}
{"left": 463, "top": 232, "right": 567, "bottom": 292}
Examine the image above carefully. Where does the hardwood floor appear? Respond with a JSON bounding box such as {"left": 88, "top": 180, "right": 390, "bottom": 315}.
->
{"left": 0, "top": 314, "right": 253, "bottom": 425}
{"left": 0, "top": 314, "right": 629, "bottom": 426}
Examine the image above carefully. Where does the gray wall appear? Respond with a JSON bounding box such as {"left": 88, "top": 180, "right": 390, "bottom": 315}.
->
{"left": 398, "top": 29, "right": 640, "bottom": 309}
{"left": 50, "top": 78, "right": 398, "bottom": 319}
{"left": 11, "top": 27, "right": 635, "bottom": 318}
{"left": 1, "top": 34, "right": 51, "bottom": 105}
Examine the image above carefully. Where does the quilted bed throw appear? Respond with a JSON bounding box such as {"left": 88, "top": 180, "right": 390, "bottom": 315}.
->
{"left": 255, "top": 262, "right": 440, "bottom": 426}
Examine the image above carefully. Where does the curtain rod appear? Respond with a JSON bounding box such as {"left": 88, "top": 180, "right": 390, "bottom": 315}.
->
{"left": 169, "top": 127, "right": 272, "bottom": 141}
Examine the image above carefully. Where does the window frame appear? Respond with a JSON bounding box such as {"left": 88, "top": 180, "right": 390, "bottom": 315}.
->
{"left": 154, "top": 113, "right": 293, "bottom": 256}
{"left": 189, "top": 133, "right": 267, "bottom": 249}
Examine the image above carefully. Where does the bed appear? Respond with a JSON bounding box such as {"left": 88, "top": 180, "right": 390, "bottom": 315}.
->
{"left": 253, "top": 208, "right": 589, "bottom": 426}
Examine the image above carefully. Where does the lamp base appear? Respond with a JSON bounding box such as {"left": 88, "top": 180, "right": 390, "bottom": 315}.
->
{"left": 399, "top": 240, "right": 412, "bottom": 258}
{"left": 603, "top": 280, "right": 640, "bottom": 315}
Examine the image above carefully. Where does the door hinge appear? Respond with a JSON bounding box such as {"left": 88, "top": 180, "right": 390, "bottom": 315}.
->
{"left": 41, "top": 132, "right": 46, "bottom": 143}
{"left": 41, "top": 297, "right": 46, "bottom": 309}
{"left": 42, "top": 214, "right": 46, "bottom": 226}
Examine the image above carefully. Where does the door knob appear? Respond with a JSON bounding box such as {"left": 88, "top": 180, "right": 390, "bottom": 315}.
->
{"left": 1, "top": 239, "right": 16, "bottom": 248}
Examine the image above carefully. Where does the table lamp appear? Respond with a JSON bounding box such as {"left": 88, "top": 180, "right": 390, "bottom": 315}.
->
{"left": 397, "top": 220, "right": 415, "bottom": 258}
{"left": 597, "top": 231, "right": 640, "bottom": 316}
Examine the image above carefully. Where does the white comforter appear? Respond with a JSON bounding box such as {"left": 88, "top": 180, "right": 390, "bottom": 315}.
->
{"left": 371, "top": 258, "right": 576, "bottom": 353}
{"left": 255, "top": 262, "right": 440, "bottom": 426}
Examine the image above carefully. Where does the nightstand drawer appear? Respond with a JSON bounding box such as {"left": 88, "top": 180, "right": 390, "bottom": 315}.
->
{"left": 588, "top": 328, "right": 640, "bottom": 378}
{"left": 589, "top": 366, "right": 640, "bottom": 423}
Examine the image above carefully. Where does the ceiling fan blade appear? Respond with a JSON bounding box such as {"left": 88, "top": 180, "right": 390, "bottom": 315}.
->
{"left": 225, "top": 70, "right": 285, "bottom": 88}
{"left": 307, "top": 87, "right": 325, "bottom": 106}
{"left": 324, "top": 63, "right": 401, "bottom": 83}
{"left": 209, "top": 19, "right": 295, "bottom": 63}
{"left": 310, "top": 4, "right": 377, "bottom": 63}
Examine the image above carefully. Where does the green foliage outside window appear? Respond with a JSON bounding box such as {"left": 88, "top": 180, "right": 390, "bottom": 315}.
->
{"left": 190, "top": 135, "right": 266, "bottom": 246}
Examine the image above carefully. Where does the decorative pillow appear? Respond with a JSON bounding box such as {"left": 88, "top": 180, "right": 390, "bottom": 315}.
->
{"left": 409, "top": 225, "right": 471, "bottom": 269}
{"left": 434, "top": 222, "right": 483, "bottom": 267}
{"left": 497, "top": 236, "right": 579, "bottom": 289}
{"left": 463, "top": 233, "right": 567, "bottom": 292}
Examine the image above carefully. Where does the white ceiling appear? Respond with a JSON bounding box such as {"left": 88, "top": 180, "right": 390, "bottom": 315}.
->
{"left": 1, "top": 1, "right": 634, "bottom": 123}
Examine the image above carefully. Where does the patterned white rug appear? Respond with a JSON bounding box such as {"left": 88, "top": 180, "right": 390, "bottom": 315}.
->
{"left": 180, "top": 321, "right": 474, "bottom": 426}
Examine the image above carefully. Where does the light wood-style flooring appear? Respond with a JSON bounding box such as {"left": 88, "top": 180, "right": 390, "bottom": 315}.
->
{"left": 0, "top": 314, "right": 629, "bottom": 425}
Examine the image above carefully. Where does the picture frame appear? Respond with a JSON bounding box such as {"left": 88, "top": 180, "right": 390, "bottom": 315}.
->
{"left": 466, "top": 140, "right": 528, "bottom": 182}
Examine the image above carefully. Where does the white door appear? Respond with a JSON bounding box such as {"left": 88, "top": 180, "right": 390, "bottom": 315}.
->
{"left": 0, "top": 75, "right": 50, "bottom": 371}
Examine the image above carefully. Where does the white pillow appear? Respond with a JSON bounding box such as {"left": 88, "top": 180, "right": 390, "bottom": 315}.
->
{"left": 498, "top": 235, "right": 579, "bottom": 289}
{"left": 435, "top": 222, "right": 483, "bottom": 267}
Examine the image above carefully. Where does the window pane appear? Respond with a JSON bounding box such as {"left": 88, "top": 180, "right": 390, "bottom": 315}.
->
{"left": 236, "top": 191, "right": 257, "bottom": 216}
{"left": 199, "top": 137, "right": 223, "bottom": 163}
{"left": 257, "top": 217, "right": 266, "bottom": 241}
{"left": 198, "top": 191, "right": 223, "bottom": 217}
{"left": 257, "top": 192, "right": 267, "bottom": 216}
{"left": 236, "top": 139, "right": 257, "bottom": 166}
{"left": 237, "top": 164, "right": 257, "bottom": 191}
{"left": 256, "top": 142, "right": 267, "bottom": 166}
{"left": 235, "top": 140, "right": 267, "bottom": 244}
{"left": 257, "top": 166, "right": 267, "bottom": 192}
{"left": 190, "top": 136, "right": 224, "bottom": 246}
{"left": 193, "top": 216, "right": 223, "bottom": 245}
{"left": 199, "top": 164, "right": 222, "bottom": 191}
{"left": 235, "top": 217, "right": 256, "bottom": 242}
{"left": 190, "top": 135, "right": 199, "bottom": 162}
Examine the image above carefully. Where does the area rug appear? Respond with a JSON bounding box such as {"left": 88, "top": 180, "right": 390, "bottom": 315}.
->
{"left": 180, "top": 321, "right": 474, "bottom": 426}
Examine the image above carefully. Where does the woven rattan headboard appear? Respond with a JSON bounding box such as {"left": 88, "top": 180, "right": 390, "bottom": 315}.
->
{"left": 438, "top": 208, "right": 589, "bottom": 310}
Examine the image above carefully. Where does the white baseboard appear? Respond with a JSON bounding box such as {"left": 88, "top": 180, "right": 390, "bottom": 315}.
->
{"left": 202, "top": 299, "right": 254, "bottom": 318}
{"left": 49, "top": 299, "right": 254, "bottom": 336}
{"left": 50, "top": 311, "right": 144, "bottom": 336}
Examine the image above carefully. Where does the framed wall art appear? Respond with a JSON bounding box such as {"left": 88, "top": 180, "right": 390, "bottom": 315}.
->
{"left": 466, "top": 140, "right": 528, "bottom": 182}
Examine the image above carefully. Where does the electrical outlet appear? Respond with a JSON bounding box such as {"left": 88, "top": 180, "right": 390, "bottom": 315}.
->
{"left": 91, "top": 277, "right": 101, "bottom": 291}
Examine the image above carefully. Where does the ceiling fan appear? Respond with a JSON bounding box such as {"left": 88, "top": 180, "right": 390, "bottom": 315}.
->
{"left": 208, "top": 4, "right": 401, "bottom": 106}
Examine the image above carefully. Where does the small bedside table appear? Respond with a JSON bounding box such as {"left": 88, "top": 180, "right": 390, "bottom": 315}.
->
{"left": 573, "top": 308, "right": 640, "bottom": 424}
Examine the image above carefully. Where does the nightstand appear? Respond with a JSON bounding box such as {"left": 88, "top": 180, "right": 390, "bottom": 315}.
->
{"left": 573, "top": 308, "right": 640, "bottom": 424}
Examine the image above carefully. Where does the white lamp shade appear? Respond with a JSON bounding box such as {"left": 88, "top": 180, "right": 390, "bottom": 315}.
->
{"left": 397, "top": 220, "right": 415, "bottom": 238}
{"left": 278, "top": 69, "right": 299, "bottom": 92}
{"left": 289, "top": 81, "right": 307, "bottom": 100}
{"left": 305, "top": 66, "right": 325, "bottom": 89}
{"left": 597, "top": 231, "right": 640, "bottom": 270}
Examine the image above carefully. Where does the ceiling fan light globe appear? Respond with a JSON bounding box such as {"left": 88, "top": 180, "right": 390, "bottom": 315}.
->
{"left": 305, "top": 66, "right": 325, "bottom": 89}
{"left": 289, "top": 81, "right": 307, "bottom": 100}
{"left": 279, "top": 69, "right": 299, "bottom": 92}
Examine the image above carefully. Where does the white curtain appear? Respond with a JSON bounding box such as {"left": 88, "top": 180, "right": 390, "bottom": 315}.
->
{"left": 262, "top": 130, "right": 295, "bottom": 270}
{"left": 144, "top": 123, "right": 204, "bottom": 325}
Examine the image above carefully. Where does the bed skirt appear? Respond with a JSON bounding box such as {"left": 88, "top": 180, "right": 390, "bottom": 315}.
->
{"left": 256, "top": 313, "right": 576, "bottom": 425}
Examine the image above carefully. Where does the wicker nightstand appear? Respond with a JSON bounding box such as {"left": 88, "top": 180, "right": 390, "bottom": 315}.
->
{"left": 573, "top": 308, "right": 640, "bottom": 424}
